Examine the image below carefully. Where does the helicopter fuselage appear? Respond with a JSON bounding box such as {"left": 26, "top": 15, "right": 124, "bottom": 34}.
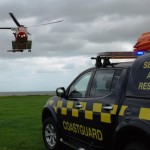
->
{"left": 15, "top": 27, "right": 28, "bottom": 43}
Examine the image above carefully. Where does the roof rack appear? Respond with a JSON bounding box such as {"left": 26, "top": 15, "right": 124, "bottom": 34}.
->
{"left": 91, "top": 51, "right": 139, "bottom": 68}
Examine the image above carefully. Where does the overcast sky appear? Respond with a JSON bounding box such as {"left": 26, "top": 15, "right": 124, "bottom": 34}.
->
{"left": 0, "top": 0, "right": 149, "bottom": 92}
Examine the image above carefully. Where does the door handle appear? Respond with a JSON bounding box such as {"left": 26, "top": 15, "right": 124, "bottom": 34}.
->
{"left": 75, "top": 104, "right": 82, "bottom": 109}
{"left": 103, "top": 105, "right": 113, "bottom": 111}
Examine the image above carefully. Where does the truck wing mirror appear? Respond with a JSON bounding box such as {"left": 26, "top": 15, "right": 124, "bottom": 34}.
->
{"left": 56, "top": 87, "right": 66, "bottom": 98}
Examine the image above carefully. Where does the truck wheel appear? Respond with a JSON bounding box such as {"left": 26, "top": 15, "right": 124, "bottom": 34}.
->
{"left": 43, "top": 117, "right": 60, "bottom": 150}
{"left": 123, "top": 141, "right": 148, "bottom": 150}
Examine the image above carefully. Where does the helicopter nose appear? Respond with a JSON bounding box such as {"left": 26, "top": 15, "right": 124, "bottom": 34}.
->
{"left": 21, "top": 34, "right": 25, "bottom": 38}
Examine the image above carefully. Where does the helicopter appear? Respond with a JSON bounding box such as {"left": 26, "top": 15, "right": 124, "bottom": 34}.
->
{"left": 0, "top": 12, "right": 63, "bottom": 52}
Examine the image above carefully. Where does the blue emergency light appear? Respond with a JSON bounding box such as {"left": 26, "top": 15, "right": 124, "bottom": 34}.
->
{"left": 135, "top": 51, "right": 145, "bottom": 56}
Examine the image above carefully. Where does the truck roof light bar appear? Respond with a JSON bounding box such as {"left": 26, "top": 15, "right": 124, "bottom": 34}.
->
{"left": 91, "top": 51, "right": 141, "bottom": 68}
{"left": 97, "top": 51, "right": 138, "bottom": 59}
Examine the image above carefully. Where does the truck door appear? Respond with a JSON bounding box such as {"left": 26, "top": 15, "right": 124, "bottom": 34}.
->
{"left": 83, "top": 69, "right": 126, "bottom": 149}
{"left": 57, "top": 70, "right": 94, "bottom": 142}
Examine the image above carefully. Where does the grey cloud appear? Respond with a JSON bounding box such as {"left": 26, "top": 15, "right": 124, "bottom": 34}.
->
{"left": 0, "top": 0, "right": 150, "bottom": 91}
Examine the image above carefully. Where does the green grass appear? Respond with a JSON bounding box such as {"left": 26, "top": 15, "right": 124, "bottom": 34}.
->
{"left": 0, "top": 95, "right": 51, "bottom": 150}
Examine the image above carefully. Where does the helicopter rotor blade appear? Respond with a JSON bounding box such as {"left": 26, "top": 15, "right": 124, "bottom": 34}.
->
{"left": 29, "top": 20, "right": 64, "bottom": 27}
{"left": 9, "top": 12, "right": 21, "bottom": 27}
{"left": 0, "top": 27, "right": 16, "bottom": 31}
{"left": 28, "top": 32, "right": 31, "bottom": 35}
{"left": 0, "top": 27, "right": 13, "bottom": 29}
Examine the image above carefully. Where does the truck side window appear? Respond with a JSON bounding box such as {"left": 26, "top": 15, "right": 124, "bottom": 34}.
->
{"left": 68, "top": 71, "right": 92, "bottom": 98}
{"left": 90, "top": 70, "right": 115, "bottom": 97}
{"left": 111, "top": 70, "right": 122, "bottom": 90}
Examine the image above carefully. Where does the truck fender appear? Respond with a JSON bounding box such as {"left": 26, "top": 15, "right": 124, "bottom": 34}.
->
{"left": 42, "top": 106, "right": 59, "bottom": 127}
{"left": 113, "top": 121, "right": 150, "bottom": 150}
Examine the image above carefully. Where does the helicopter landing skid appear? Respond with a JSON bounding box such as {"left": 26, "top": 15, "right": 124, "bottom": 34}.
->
{"left": 7, "top": 49, "right": 31, "bottom": 52}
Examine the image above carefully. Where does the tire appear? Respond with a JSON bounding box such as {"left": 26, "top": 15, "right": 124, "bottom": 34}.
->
{"left": 123, "top": 141, "right": 148, "bottom": 150}
{"left": 42, "top": 117, "right": 61, "bottom": 150}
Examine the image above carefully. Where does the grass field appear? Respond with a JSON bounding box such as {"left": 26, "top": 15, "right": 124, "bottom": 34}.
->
{"left": 0, "top": 95, "right": 51, "bottom": 150}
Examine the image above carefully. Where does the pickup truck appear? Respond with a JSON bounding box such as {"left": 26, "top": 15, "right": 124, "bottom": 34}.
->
{"left": 42, "top": 51, "right": 150, "bottom": 150}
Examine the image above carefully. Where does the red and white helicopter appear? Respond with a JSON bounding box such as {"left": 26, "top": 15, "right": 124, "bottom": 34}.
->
{"left": 0, "top": 12, "right": 63, "bottom": 52}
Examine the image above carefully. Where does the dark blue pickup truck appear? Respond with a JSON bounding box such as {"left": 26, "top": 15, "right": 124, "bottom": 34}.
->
{"left": 42, "top": 51, "right": 150, "bottom": 150}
